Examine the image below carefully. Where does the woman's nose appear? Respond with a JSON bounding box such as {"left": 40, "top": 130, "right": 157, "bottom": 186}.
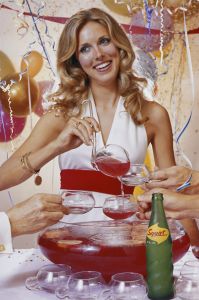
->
{"left": 94, "top": 46, "right": 104, "bottom": 60}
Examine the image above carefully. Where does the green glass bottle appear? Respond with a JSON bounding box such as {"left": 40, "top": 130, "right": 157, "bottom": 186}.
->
{"left": 146, "top": 193, "right": 174, "bottom": 300}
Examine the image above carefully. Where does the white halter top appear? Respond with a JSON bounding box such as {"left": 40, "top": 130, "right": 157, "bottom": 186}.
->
{"left": 59, "top": 96, "right": 147, "bottom": 170}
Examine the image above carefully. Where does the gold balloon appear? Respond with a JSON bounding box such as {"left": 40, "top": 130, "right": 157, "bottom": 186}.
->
{"left": 152, "top": 42, "right": 172, "bottom": 59}
{"left": 21, "top": 50, "right": 43, "bottom": 77}
{"left": 103, "top": 0, "right": 199, "bottom": 24}
{"left": 0, "top": 73, "right": 39, "bottom": 116}
{"left": 164, "top": 0, "right": 184, "bottom": 8}
{"left": 102, "top": 0, "right": 141, "bottom": 16}
{"left": 0, "top": 51, "right": 16, "bottom": 80}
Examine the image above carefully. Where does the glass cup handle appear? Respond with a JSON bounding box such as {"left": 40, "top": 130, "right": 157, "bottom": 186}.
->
{"left": 99, "top": 289, "right": 112, "bottom": 300}
{"left": 25, "top": 276, "right": 40, "bottom": 291}
{"left": 55, "top": 286, "right": 70, "bottom": 299}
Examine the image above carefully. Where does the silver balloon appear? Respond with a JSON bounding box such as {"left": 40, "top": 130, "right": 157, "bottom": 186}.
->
{"left": 132, "top": 49, "right": 158, "bottom": 100}
{"left": 133, "top": 49, "right": 158, "bottom": 82}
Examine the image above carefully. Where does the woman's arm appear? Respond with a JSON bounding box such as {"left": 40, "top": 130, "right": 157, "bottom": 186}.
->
{"left": 142, "top": 101, "right": 199, "bottom": 247}
{"left": 0, "top": 110, "right": 99, "bottom": 190}
{"left": 143, "top": 101, "right": 175, "bottom": 168}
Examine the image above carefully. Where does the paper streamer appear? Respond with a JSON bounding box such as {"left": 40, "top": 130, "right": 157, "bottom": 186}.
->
{"left": 175, "top": 11, "right": 195, "bottom": 192}
{"left": 25, "top": 0, "right": 56, "bottom": 77}
{"left": 2, "top": 4, "right": 199, "bottom": 35}
{"left": 159, "top": 0, "right": 164, "bottom": 64}
{"left": 143, "top": 0, "right": 154, "bottom": 31}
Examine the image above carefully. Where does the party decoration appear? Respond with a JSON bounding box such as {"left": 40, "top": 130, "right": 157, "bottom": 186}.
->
{"left": 103, "top": 0, "right": 199, "bottom": 26}
{"left": 165, "top": 0, "right": 185, "bottom": 8}
{"left": 130, "top": 8, "right": 174, "bottom": 53}
{"left": 102, "top": 0, "right": 140, "bottom": 16}
{"left": 152, "top": 42, "right": 172, "bottom": 58}
{"left": 133, "top": 49, "right": 158, "bottom": 101}
{"left": 0, "top": 51, "right": 16, "bottom": 80}
{"left": 21, "top": 50, "right": 43, "bottom": 77}
{"left": 0, "top": 73, "right": 39, "bottom": 116}
{"left": 34, "top": 80, "right": 53, "bottom": 117}
{"left": 133, "top": 49, "right": 157, "bottom": 82}
{"left": 0, "top": 104, "right": 26, "bottom": 142}
{"left": 26, "top": 0, "right": 56, "bottom": 77}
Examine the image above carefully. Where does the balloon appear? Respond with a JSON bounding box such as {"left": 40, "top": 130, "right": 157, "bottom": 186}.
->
{"left": 0, "top": 51, "right": 15, "bottom": 80}
{"left": 102, "top": 0, "right": 141, "bottom": 16}
{"left": 0, "top": 73, "right": 39, "bottom": 117}
{"left": 0, "top": 104, "right": 26, "bottom": 142}
{"left": 152, "top": 42, "right": 172, "bottom": 58}
{"left": 21, "top": 51, "right": 43, "bottom": 77}
{"left": 133, "top": 49, "right": 157, "bottom": 82}
{"left": 34, "top": 80, "right": 53, "bottom": 117}
{"left": 164, "top": 0, "right": 185, "bottom": 9}
{"left": 130, "top": 8, "right": 174, "bottom": 53}
{"left": 103, "top": 0, "right": 199, "bottom": 21}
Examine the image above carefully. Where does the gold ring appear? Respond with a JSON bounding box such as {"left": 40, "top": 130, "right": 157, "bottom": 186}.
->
{"left": 75, "top": 121, "right": 81, "bottom": 129}
{"left": 89, "top": 121, "right": 93, "bottom": 128}
{"left": 82, "top": 117, "right": 93, "bottom": 128}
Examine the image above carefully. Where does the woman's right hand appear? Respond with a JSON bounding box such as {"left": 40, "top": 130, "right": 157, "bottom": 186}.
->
{"left": 55, "top": 116, "right": 100, "bottom": 153}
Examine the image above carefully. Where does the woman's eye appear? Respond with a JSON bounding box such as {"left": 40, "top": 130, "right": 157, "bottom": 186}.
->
{"left": 99, "top": 37, "right": 110, "bottom": 45}
{"left": 80, "top": 45, "right": 90, "bottom": 53}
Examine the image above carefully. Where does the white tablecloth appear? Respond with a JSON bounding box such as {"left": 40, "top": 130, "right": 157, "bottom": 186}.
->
{"left": 0, "top": 247, "right": 196, "bottom": 299}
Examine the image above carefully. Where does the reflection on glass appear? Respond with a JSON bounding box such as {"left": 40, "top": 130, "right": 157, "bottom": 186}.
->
{"left": 101, "top": 272, "right": 147, "bottom": 300}
{"left": 103, "top": 195, "right": 138, "bottom": 220}
{"left": 56, "top": 270, "right": 106, "bottom": 299}
{"left": 92, "top": 144, "right": 130, "bottom": 178}
{"left": 61, "top": 190, "right": 95, "bottom": 214}
{"left": 119, "top": 164, "right": 149, "bottom": 186}
{"left": 175, "top": 260, "right": 199, "bottom": 300}
{"left": 25, "top": 264, "right": 71, "bottom": 293}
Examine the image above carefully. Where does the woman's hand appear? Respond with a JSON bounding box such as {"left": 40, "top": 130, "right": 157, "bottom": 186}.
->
{"left": 137, "top": 188, "right": 193, "bottom": 220}
{"left": 6, "top": 193, "right": 69, "bottom": 237}
{"left": 55, "top": 116, "right": 100, "bottom": 154}
{"left": 145, "top": 166, "right": 192, "bottom": 191}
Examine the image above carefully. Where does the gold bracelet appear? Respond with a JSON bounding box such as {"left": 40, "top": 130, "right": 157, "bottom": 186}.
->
{"left": 20, "top": 152, "right": 42, "bottom": 185}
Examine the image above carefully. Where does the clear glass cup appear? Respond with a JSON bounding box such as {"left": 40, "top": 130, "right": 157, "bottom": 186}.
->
{"left": 101, "top": 272, "right": 147, "bottom": 300}
{"left": 61, "top": 190, "right": 95, "bottom": 214}
{"left": 175, "top": 260, "right": 199, "bottom": 299}
{"left": 119, "top": 164, "right": 150, "bottom": 186}
{"left": 103, "top": 195, "right": 138, "bottom": 220}
{"left": 92, "top": 144, "right": 130, "bottom": 178}
{"left": 55, "top": 270, "right": 106, "bottom": 299}
{"left": 25, "top": 263, "right": 71, "bottom": 293}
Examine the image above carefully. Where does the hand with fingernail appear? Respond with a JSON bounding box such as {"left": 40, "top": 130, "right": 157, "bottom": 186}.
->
{"left": 55, "top": 116, "right": 100, "bottom": 154}
{"left": 145, "top": 166, "right": 195, "bottom": 193}
{"left": 137, "top": 187, "right": 199, "bottom": 220}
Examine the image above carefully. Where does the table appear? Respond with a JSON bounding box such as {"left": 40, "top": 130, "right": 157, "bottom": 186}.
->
{"left": 0, "top": 247, "right": 196, "bottom": 299}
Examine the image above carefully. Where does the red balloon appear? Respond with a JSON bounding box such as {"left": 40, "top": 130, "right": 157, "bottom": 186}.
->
{"left": 130, "top": 8, "right": 174, "bottom": 53}
{"left": 34, "top": 80, "right": 53, "bottom": 117}
{"left": 0, "top": 105, "right": 26, "bottom": 142}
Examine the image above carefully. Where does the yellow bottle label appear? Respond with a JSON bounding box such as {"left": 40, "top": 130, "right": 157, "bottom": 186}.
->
{"left": 147, "top": 223, "right": 169, "bottom": 244}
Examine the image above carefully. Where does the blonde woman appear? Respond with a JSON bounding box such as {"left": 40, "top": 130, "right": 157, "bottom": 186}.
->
{"left": 0, "top": 8, "right": 198, "bottom": 244}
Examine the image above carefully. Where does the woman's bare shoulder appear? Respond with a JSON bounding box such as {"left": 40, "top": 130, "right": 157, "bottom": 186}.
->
{"left": 142, "top": 100, "right": 169, "bottom": 123}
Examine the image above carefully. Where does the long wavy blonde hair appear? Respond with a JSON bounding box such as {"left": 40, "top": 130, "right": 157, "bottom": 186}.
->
{"left": 48, "top": 7, "right": 147, "bottom": 124}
